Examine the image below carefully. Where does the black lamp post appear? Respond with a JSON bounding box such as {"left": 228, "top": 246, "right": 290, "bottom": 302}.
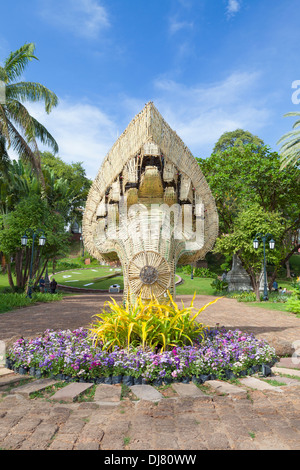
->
{"left": 21, "top": 229, "right": 46, "bottom": 298}
{"left": 80, "top": 235, "right": 84, "bottom": 258}
{"left": 190, "top": 264, "right": 194, "bottom": 280}
{"left": 253, "top": 233, "right": 275, "bottom": 301}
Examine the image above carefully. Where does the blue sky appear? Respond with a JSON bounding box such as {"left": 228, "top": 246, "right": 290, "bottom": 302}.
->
{"left": 1, "top": 0, "right": 300, "bottom": 179}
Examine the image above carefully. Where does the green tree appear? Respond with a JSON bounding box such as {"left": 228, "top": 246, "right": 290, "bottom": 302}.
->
{"left": 277, "top": 111, "right": 300, "bottom": 169}
{"left": 0, "top": 43, "right": 58, "bottom": 187}
{"left": 0, "top": 194, "right": 69, "bottom": 291}
{"left": 0, "top": 135, "right": 10, "bottom": 174}
{"left": 0, "top": 160, "right": 43, "bottom": 215}
{"left": 213, "top": 205, "right": 286, "bottom": 300}
{"left": 41, "top": 152, "right": 91, "bottom": 225}
{"left": 198, "top": 144, "right": 300, "bottom": 281}
{"left": 212, "top": 129, "right": 264, "bottom": 154}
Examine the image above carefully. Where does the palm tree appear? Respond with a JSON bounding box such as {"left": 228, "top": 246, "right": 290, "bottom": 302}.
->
{"left": 277, "top": 111, "right": 300, "bottom": 169}
{"left": 0, "top": 135, "right": 10, "bottom": 175}
{"left": 0, "top": 43, "right": 58, "bottom": 187}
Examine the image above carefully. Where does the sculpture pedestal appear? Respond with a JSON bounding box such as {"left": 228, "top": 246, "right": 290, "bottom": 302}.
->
{"left": 227, "top": 255, "right": 252, "bottom": 292}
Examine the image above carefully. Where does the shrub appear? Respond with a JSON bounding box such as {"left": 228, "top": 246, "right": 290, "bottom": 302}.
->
{"left": 89, "top": 293, "right": 221, "bottom": 352}
{"left": 0, "top": 292, "right": 63, "bottom": 314}
{"left": 55, "top": 260, "right": 83, "bottom": 271}
{"left": 182, "top": 265, "right": 217, "bottom": 278}
{"left": 229, "top": 291, "right": 256, "bottom": 302}
{"left": 285, "top": 296, "right": 300, "bottom": 315}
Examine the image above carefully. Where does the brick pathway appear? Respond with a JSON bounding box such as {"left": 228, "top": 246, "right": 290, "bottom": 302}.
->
{"left": 0, "top": 292, "right": 300, "bottom": 451}
{"left": 1, "top": 293, "right": 299, "bottom": 352}
{"left": 0, "top": 373, "right": 300, "bottom": 451}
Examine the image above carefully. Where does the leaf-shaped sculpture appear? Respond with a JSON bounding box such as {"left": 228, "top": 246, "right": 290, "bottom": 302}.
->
{"left": 83, "top": 102, "right": 218, "bottom": 303}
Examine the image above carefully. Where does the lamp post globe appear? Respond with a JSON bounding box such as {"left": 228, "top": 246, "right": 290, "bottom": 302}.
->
{"left": 21, "top": 234, "right": 28, "bottom": 246}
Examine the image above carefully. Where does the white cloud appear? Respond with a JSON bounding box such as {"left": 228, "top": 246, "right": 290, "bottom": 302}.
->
{"left": 23, "top": 100, "right": 118, "bottom": 179}
{"left": 7, "top": 70, "right": 271, "bottom": 179}
{"left": 39, "top": 0, "right": 110, "bottom": 39}
{"left": 169, "top": 17, "right": 193, "bottom": 35}
{"left": 153, "top": 71, "right": 271, "bottom": 156}
{"left": 227, "top": 0, "right": 241, "bottom": 17}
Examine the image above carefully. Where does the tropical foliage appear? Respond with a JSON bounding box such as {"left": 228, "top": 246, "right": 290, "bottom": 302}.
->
{"left": 285, "top": 277, "right": 300, "bottom": 315}
{"left": 198, "top": 144, "right": 300, "bottom": 287}
{"left": 212, "top": 128, "right": 264, "bottom": 154}
{"left": 89, "top": 293, "right": 221, "bottom": 352}
{"left": 213, "top": 205, "right": 286, "bottom": 300}
{"left": 0, "top": 192, "right": 69, "bottom": 291}
{"left": 277, "top": 112, "right": 300, "bottom": 169}
{"left": 41, "top": 152, "right": 91, "bottom": 225}
{"left": 0, "top": 43, "right": 58, "bottom": 186}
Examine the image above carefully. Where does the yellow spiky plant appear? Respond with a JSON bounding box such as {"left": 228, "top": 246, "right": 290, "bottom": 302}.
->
{"left": 88, "top": 292, "right": 221, "bottom": 352}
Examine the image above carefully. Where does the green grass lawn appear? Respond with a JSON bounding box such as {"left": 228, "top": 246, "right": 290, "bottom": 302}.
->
{"left": 0, "top": 265, "right": 298, "bottom": 316}
{"left": 53, "top": 269, "right": 216, "bottom": 294}
{"left": 0, "top": 273, "right": 16, "bottom": 292}
{"left": 175, "top": 274, "right": 216, "bottom": 296}
{"left": 246, "top": 301, "right": 291, "bottom": 313}
{"left": 54, "top": 266, "right": 124, "bottom": 290}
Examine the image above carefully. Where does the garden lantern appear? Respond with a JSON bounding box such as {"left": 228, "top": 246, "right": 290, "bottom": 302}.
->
{"left": 39, "top": 234, "right": 46, "bottom": 246}
{"left": 21, "top": 234, "right": 29, "bottom": 246}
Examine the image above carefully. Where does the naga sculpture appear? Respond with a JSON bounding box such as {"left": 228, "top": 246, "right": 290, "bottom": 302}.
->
{"left": 82, "top": 102, "right": 218, "bottom": 303}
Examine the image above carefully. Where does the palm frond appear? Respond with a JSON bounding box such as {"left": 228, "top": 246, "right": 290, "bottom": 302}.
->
{"left": 4, "top": 43, "right": 38, "bottom": 82}
{"left": 6, "top": 82, "right": 58, "bottom": 113}
{"left": 6, "top": 118, "right": 45, "bottom": 187}
{"left": 276, "top": 129, "right": 300, "bottom": 145}
{"left": 29, "top": 117, "right": 59, "bottom": 153}
{"left": 0, "top": 66, "right": 8, "bottom": 83}
{"left": 0, "top": 134, "right": 10, "bottom": 174}
{"left": 278, "top": 112, "right": 300, "bottom": 169}
{"left": 0, "top": 104, "right": 11, "bottom": 146}
{"left": 5, "top": 100, "right": 58, "bottom": 153}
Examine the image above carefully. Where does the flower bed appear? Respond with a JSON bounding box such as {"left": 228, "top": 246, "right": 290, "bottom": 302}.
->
{"left": 5, "top": 327, "right": 277, "bottom": 385}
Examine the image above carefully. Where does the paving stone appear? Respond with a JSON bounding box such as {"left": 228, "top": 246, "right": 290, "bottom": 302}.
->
{"left": 277, "top": 358, "right": 300, "bottom": 370}
{"left": 272, "top": 366, "right": 300, "bottom": 378}
{"left": 94, "top": 384, "right": 122, "bottom": 403}
{"left": 208, "top": 380, "right": 247, "bottom": 396}
{"left": 270, "top": 375, "right": 300, "bottom": 386}
{"left": 12, "top": 417, "right": 42, "bottom": 434}
{"left": 19, "top": 423, "right": 59, "bottom": 450}
{"left": 75, "top": 441, "right": 100, "bottom": 450}
{"left": 48, "top": 439, "right": 75, "bottom": 450}
{"left": 171, "top": 382, "right": 208, "bottom": 398}
{"left": 51, "top": 382, "right": 94, "bottom": 403}
{"left": 239, "top": 377, "right": 284, "bottom": 392}
{"left": 0, "top": 373, "right": 33, "bottom": 390}
{"left": 130, "top": 385, "right": 163, "bottom": 401}
{"left": 0, "top": 367, "right": 14, "bottom": 377}
{"left": 10, "top": 378, "right": 57, "bottom": 397}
